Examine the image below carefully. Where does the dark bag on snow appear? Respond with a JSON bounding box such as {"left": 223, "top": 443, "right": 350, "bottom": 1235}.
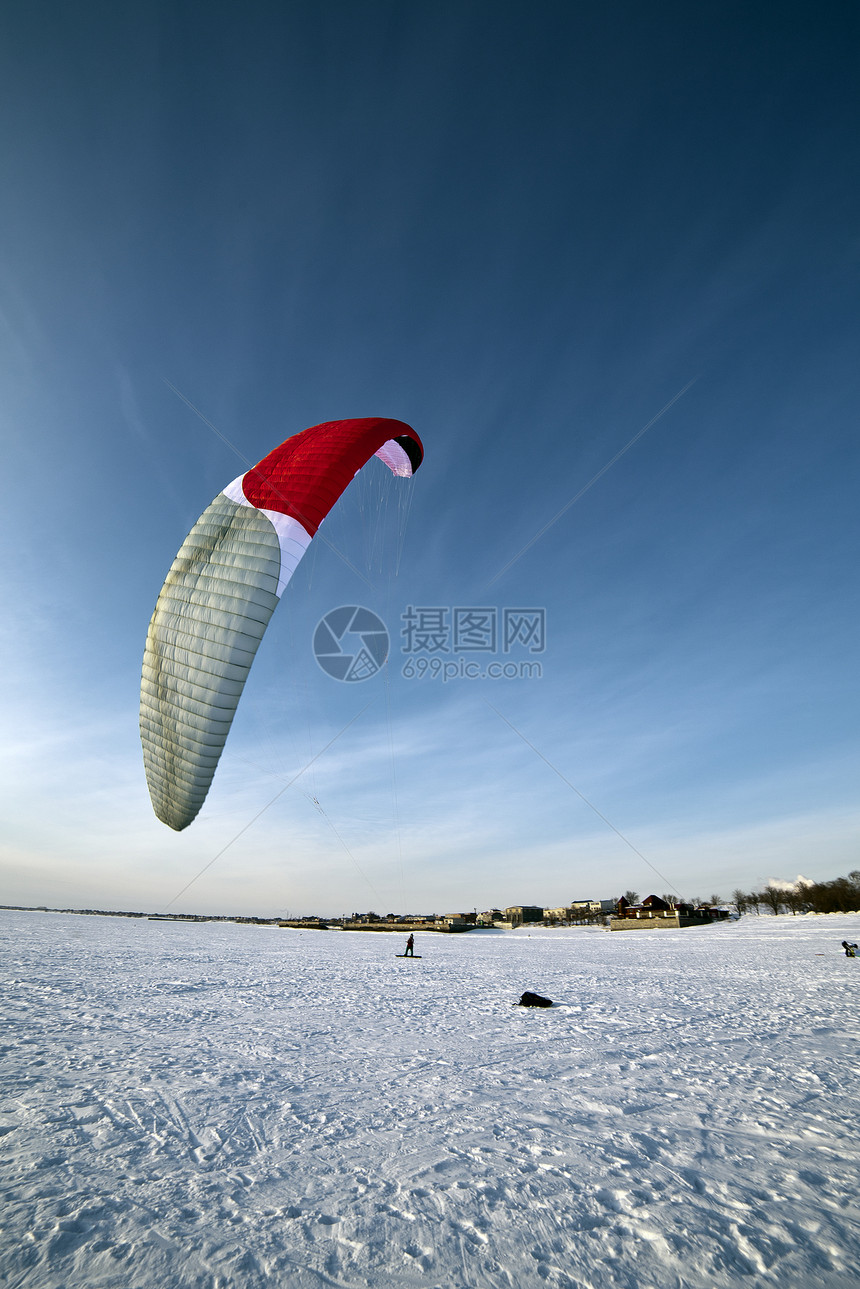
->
{"left": 518, "top": 991, "right": 553, "bottom": 1007}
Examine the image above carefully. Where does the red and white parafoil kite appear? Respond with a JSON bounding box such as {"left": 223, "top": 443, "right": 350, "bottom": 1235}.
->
{"left": 140, "top": 417, "right": 423, "bottom": 830}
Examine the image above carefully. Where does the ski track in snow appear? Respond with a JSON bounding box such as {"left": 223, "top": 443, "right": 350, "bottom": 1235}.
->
{"left": 1, "top": 911, "right": 858, "bottom": 1288}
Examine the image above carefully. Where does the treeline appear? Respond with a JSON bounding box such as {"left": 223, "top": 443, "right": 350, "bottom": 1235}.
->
{"left": 731, "top": 871, "right": 860, "bottom": 917}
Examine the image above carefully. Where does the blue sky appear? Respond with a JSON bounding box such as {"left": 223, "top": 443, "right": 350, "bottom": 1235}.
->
{"left": 1, "top": 2, "right": 858, "bottom": 915}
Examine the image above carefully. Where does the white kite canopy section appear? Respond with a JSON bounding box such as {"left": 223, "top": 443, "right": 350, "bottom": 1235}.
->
{"left": 222, "top": 476, "right": 313, "bottom": 595}
{"left": 373, "top": 438, "right": 415, "bottom": 477}
{"left": 140, "top": 417, "right": 423, "bottom": 831}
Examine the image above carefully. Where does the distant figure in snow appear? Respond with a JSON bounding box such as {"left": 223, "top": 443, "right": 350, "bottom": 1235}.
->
{"left": 842, "top": 940, "right": 857, "bottom": 957}
{"left": 404, "top": 934, "right": 415, "bottom": 956}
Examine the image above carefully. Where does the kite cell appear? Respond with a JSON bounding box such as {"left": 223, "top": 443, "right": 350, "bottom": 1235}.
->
{"left": 140, "top": 417, "right": 423, "bottom": 830}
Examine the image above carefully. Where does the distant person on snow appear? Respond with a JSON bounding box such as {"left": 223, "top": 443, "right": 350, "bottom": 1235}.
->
{"left": 841, "top": 940, "right": 857, "bottom": 957}
{"left": 405, "top": 934, "right": 415, "bottom": 957}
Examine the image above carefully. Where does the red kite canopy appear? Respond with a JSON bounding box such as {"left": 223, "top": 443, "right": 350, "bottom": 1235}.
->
{"left": 140, "top": 417, "right": 423, "bottom": 830}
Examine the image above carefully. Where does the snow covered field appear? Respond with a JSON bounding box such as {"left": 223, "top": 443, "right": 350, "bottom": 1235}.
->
{"left": 1, "top": 910, "right": 858, "bottom": 1289}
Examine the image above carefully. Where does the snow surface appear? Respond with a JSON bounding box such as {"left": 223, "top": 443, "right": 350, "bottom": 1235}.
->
{"left": 2, "top": 909, "right": 858, "bottom": 1289}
